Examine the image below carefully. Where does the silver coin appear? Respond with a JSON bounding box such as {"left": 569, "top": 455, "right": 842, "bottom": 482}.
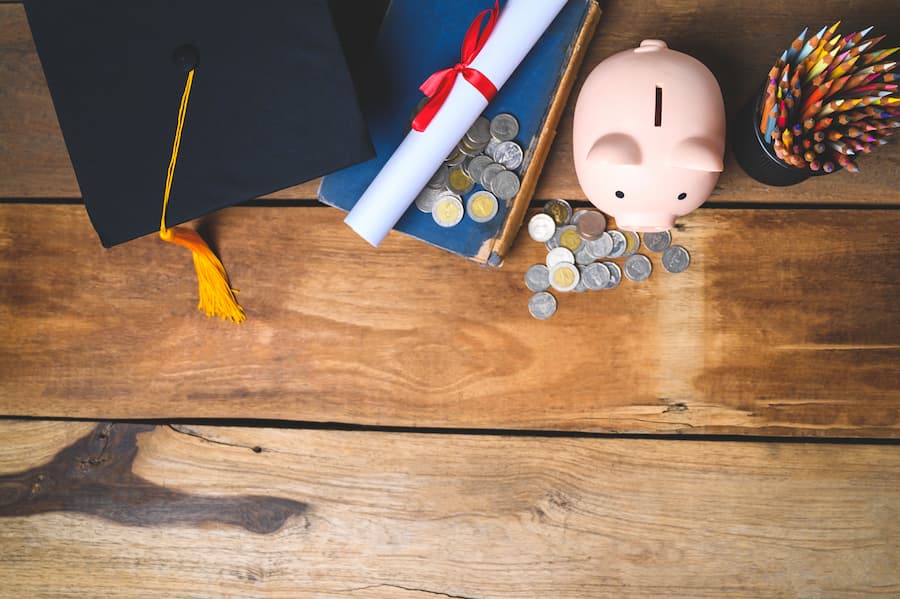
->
{"left": 544, "top": 231, "right": 561, "bottom": 251}
{"left": 466, "top": 155, "right": 493, "bottom": 184}
{"left": 491, "top": 170, "right": 520, "bottom": 200}
{"left": 574, "top": 210, "right": 607, "bottom": 240}
{"left": 527, "top": 213, "right": 556, "bottom": 243}
{"left": 493, "top": 141, "right": 524, "bottom": 170}
{"left": 485, "top": 138, "right": 502, "bottom": 160}
{"left": 643, "top": 230, "right": 673, "bottom": 252}
{"left": 581, "top": 262, "right": 611, "bottom": 290}
{"left": 528, "top": 291, "right": 557, "bottom": 320}
{"left": 603, "top": 261, "right": 622, "bottom": 289}
{"left": 607, "top": 230, "right": 627, "bottom": 258}
{"left": 524, "top": 264, "right": 550, "bottom": 292}
{"left": 490, "top": 113, "right": 519, "bottom": 141}
{"left": 546, "top": 246, "right": 575, "bottom": 267}
{"left": 466, "top": 116, "right": 492, "bottom": 146}
{"left": 543, "top": 199, "right": 573, "bottom": 226}
{"left": 661, "top": 245, "right": 691, "bottom": 273}
{"left": 548, "top": 262, "right": 580, "bottom": 293}
{"left": 572, "top": 273, "right": 590, "bottom": 293}
{"left": 457, "top": 142, "right": 481, "bottom": 157}
{"left": 574, "top": 245, "right": 595, "bottom": 265}
{"left": 622, "top": 230, "right": 641, "bottom": 256}
{"left": 480, "top": 162, "right": 505, "bottom": 189}
{"left": 445, "top": 148, "right": 466, "bottom": 167}
{"left": 585, "top": 232, "right": 613, "bottom": 259}
{"left": 623, "top": 254, "right": 652, "bottom": 282}
{"left": 427, "top": 166, "right": 449, "bottom": 190}
{"left": 414, "top": 186, "right": 443, "bottom": 213}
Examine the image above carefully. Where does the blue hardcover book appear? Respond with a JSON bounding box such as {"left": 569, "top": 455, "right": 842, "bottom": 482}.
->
{"left": 319, "top": 0, "right": 600, "bottom": 265}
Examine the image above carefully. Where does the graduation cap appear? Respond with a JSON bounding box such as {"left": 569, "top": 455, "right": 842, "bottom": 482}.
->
{"left": 24, "top": 0, "right": 375, "bottom": 322}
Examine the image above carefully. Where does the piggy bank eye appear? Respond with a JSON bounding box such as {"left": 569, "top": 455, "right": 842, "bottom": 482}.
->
{"left": 615, "top": 190, "right": 625, "bottom": 199}
{"left": 677, "top": 192, "right": 687, "bottom": 200}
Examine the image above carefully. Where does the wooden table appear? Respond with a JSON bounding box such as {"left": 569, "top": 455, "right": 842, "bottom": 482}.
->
{"left": 1, "top": 1, "right": 898, "bottom": 596}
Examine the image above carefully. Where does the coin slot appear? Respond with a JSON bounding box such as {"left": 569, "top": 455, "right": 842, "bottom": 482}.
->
{"left": 654, "top": 86, "right": 662, "bottom": 127}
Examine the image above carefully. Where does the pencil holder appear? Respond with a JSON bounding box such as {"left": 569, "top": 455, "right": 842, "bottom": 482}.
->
{"left": 732, "top": 88, "right": 826, "bottom": 186}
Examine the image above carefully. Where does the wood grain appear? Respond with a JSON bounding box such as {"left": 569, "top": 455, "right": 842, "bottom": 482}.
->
{"left": 0, "top": 422, "right": 306, "bottom": 533}
{"left": 1, "top": 205, "right": 897, "bottom": 436}
{"left": 1, "top": 420, "right": 898, "bottom": 598}
{"left": 1, "top": 2, "right": 897, "bottom": 204}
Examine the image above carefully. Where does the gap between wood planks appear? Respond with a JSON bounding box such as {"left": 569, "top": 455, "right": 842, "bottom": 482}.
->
{"left": 2, "top": 197, "right": 900, "bottom": 210}
{"left": 4, "top": 415, "right": 900, "bottom": 446}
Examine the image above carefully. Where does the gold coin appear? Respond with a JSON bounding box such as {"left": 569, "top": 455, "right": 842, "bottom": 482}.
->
{"left": 432, "top": 195, "right": 464, "bottom": 227}
{"left": 448, "top": 166, "right": 474, "bottom": 194}
{"left": 559, "top": 228, "right": 583, "bottom": 251}
{"left": 546, "top": 203, "right": 566, "bottom": 225}
{"left": 553, "top": 267, "right": 575, "bottom": 288}
{"left": 466, "top": 190, "right": 498, "bottom": 223}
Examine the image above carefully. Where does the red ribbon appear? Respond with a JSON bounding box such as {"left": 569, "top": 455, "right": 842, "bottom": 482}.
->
{"left": 411, "top": 1, "right": 500, "bottom": 132}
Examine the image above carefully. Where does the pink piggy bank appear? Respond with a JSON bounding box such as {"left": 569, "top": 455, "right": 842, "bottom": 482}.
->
{"left": 573, "top": 40, "right": 726, "bottom": 232}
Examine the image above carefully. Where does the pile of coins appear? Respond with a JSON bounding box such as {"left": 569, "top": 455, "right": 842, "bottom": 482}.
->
{"left": 525, "top": 199, "right": 692, "bottom": 320}
{"left": 414, "top": 113, "right": 525, "bottom": 228}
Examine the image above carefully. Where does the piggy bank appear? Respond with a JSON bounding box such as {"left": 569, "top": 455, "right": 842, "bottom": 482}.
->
{"left": 573, "top": 40, "right": 725, "bottom": 232}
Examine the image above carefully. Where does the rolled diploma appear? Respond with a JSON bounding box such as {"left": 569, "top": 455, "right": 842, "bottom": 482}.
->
{"left": 344, "top": 0, "right": 568, "bottom": 247}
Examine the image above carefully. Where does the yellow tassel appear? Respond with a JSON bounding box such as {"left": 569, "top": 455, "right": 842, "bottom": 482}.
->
{"left": 160, "top": 227, "right": 245, "bottom": 323}
{"left": 160, "top": 68, "right": 245, "bottom": 323}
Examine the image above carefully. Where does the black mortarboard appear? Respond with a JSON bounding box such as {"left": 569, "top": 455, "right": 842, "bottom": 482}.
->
{"left": 24, "top": 0, "right": 374, "bottom": 320}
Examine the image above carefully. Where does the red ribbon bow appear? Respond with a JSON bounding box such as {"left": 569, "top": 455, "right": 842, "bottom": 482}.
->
{"left": 411, "top": 1, "right": 500, "bottom": 132}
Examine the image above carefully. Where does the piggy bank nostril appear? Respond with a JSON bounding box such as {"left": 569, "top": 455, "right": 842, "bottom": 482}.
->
{"left": 677, "top": 192, "right": 687, "bottom": 200}
{"left": 615, "top": 190, "right": 625, "bottom": 199}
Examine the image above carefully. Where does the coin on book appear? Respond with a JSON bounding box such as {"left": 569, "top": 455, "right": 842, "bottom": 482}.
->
{"left": 623, "top": 254, "right": 652, "bottom": 281}
{"left": 480, "top": 162, "right": 506, "bottom": 189}
{"left": 490, "top": 113, "right": 519, "bottom": 141}
{"left": 494, "top": 140, "right": 524, "bottom": 170}
{"left": 662, "top": 245, "right": 691, "bottom": 273}
{"left": 426, "top": 166, "right": 449, "bottom": 190}
{"left": 528, "top": 291, "right": 557, "bottom": 320}
{"left": 543, "top": 199, "right": 572, "bottom": 226}
{"left": 527, "top": 213, "right": 556, "bottom": 243}
{"left": 491, "top": 170, "right": 520, "bottom": 200}
{"left": 431, "top": 193, "right": 464, "bottom": 227}
{"left": 448, "top": 166, "right": 474, "bottom": 194}
{"left": 414, "top": 186, "right": 443, "bottom": 213}
{"left": 466, "top": 154, "right": 493, "bottom": 184}
{"left": 466, "top": 190, "right": 499, "bottom": 223}
{"left": 643, "top": 230, "right": 672, "bottom": 252}
{"left": 466, "top": 116, "right": 492, "bottom": 146}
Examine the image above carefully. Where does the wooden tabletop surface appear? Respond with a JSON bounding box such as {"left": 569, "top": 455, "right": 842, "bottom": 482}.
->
{"left": 1, "top": 1, "right": 899, "bottom": 596}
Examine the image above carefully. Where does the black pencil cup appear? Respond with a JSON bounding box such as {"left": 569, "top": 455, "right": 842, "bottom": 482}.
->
{"left": 732, "top": 88, "right": 823, "bottom": 186}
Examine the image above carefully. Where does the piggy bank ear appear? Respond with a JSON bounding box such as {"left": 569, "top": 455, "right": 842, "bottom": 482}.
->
{"left": 587, "top": 133, "right": 642, "bottom": 166}
{"left": 666, "top": 137, "right": 724, "bottom": 172}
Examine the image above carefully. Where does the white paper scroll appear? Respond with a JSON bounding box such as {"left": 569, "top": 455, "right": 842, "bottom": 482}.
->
{"left": 344, "top": 0, "right": 568, "bottom": 247}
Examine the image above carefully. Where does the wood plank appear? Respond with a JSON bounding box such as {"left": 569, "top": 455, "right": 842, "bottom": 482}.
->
{"left": 1, "top": 2, "right": 897, "bottom": 204}
{"left": 1, "top": 420, "right": 898, "bottom": 597}
{"left": 1, "top": 205, "right": 898, "bottom": 436}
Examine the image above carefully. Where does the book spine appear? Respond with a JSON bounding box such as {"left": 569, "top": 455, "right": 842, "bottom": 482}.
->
{"left": 489, "top": 1, "right": 602, "bottom": 266}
